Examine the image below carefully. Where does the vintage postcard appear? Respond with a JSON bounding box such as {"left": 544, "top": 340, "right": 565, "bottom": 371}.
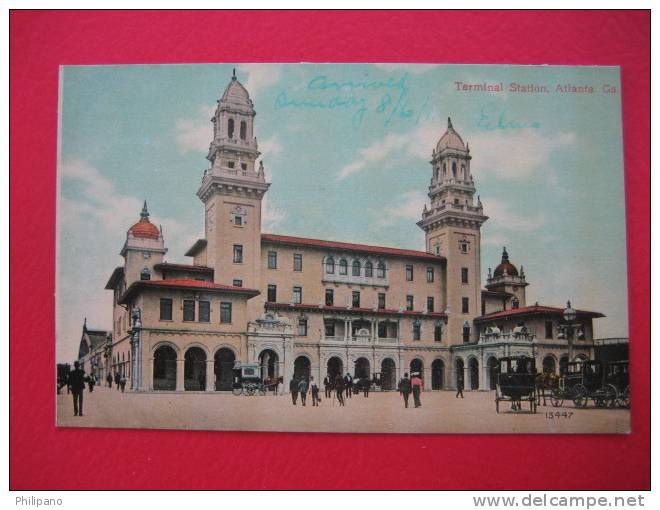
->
{"left": 56, "top": 63, "right": 629, "bottom": 433}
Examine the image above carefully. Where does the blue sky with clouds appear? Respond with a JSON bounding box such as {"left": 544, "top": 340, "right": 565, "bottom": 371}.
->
{"left": 57, "top": 63, "right": 627, "bottom": 362}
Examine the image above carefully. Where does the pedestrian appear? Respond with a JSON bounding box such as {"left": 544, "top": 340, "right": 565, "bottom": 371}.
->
{"left": 398, "top": 372, "right": 412, "bottom": 408}
{"left": 323, "top": 375, "right": 331, "bottom": 398}
{"left": 411, "top": 372, "right": 423, "bottom": 408}
{"left": 363, "top": 379, "right": 370, "bottom": 398}
{"left": 68, "top": 361, "right": 89, "bottom": 417}
{"left": 334, "top": 373, "right": 345, "bottom": 406}
{"left": 114, "top": 371, "right": 120, "bottom": 390}
{"left": 344, "top": 373, "right": 353, "bottom": 399}
{"left": 456, "top": 375, "right": 464, "bottom": 398}
{"left": 198, "top": 371, "right": 205, "bottom": 391}
{"left": 106, "top": 373, "right": 113, "bottom": 388}
{"left": 289, "top": 376, "right": 299, "bottom": 405}
{"left": 298, "top": 377, "right": 309, "bottom": 407}
{"left": 120, "top": 373, "right": 127, "bottom": 393}
{"left": 310, "top": 376, "right": 321, "bottom": 406}
{"left": 88, "top": 374, "right": 95, "bottom": 393}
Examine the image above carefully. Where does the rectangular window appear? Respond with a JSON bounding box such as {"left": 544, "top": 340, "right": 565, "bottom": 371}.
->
{"left": 234, "top": 215, "right": 242, "bottom": 226}
{"left": 339, "top": 260, "right": 348, "bottom": 275}
{"left": 406, "top": 295, "right": 414, "bottom": 311}
{"left": 232, "top": 279, "right": 243, "bottom": 287}
{"left": 413, "top": 321, "right": 421, "bottom": 341}
{"left": 183, "top": 299, "right": 195, "bottom": 322}
{"left": 545, "top": 321, "right": 554, "bottom": 339}
{"left": 378, "top": 293, "right": 386, "bottom": 309}
{"left": 434, "top": 324, "right": 443, "bottom": 342}
{"left": 406, "top": 264, "right": 414, "bottom": 281}
{"left": 227, "top": 161, "right": 235, "bottom": 168}
{"left": 427, "top": 267, "right": 434, "bottom": 282}
{"left": 298, "top": 319, "right": 308, "bottom": 336}
{"left": 293, "top": 286, "right": 302, "bottom": 304}
{"left": 220, "top": 302, "right": 232, "bottom": 324}
{"left": 325, "top": 288, "right": 334, "bottom": 306}
{"left": 376, "top": 263, "right": 385, "bottom": 278}
{"left": 267, "top": 284, "right": 277, "bottom": 303}
{"left": 352, "top": 291, "right": 360, "bottom": 308}
{"left": 159, "top": 298, "right": 172, "bottom": 321}
{"left": 462, "top": 297, "right": 469, "bottom": 314}
{"left": 293, "top": 253, "right": 303, "bottom": 272}
{"left": 233, "top": 244, "right": 243, "bottom": 263}
{"left": 267, "top": 250, "right": 277, "bottom": 269}
{"left": 365, "top": 263, "right": 373, "bottom": 277}
{"left": 198, "top": 300, "right": 210, "bottom": 322}
{"left": 378, "top": 322, "right": 387, "bottom": 338}
{"left": 324, "top": 320, "right": 335, "bottom": 337}
{"left": 427, "top": 296, "right": 434, "bottom": 313}
{"left": 463, "top": 326, "right": 471, "bottom": 343}
{"left": 461, "top": 267, "right": 469, "bottom": 284}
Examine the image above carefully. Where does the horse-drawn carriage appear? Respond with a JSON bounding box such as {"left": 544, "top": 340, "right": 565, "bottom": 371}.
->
{"left": 230, "top": 363, "right": 282, "bottom": 396}
{"left": 495, "top": 356, "right": 537, "bottom": 413}
{"left": 550, "top": 359, "right": 629, "bottom": 409}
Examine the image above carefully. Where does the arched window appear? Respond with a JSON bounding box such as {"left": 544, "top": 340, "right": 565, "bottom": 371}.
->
{"left": 339, "top": 259, "right": 348, "bottom": 275}
{"left": 365, "top": 261, "right": 373, "bottom": 277}
{"left": 452, "top": 161, "right": 457, "bottom": 178}
{"left": 140, "top": 267, "right": 151, "bottom": 281}
{"left": 325, "top": 257, "right": 335, "bottom": 274}
{"left": 240, "top": 120, "right": 247, "bottom": 140}
{"left": 443, "top": 162, "right": 446, "bottom": 175}
{"left": 352, "top": 260, "right": 361, "bottom": 276}
{"left": 228, "top": 118, "right": 235, "bottom": 139}
{"left": 376, "top": 261, "right": 386, "bottom": 278}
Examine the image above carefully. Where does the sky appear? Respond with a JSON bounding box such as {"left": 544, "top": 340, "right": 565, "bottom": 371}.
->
{"left": 57, "top": 63, "right": 628, "bottom": 362}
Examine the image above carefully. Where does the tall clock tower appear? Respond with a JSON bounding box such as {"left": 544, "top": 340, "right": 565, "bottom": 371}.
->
{"left": 417, "top": 118, "right": 488, "bottom": 344}
{"left": 197, "top": 70, "right": 270, "bottom": 293}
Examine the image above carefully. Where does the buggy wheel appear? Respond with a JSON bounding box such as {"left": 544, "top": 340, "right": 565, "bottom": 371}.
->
{"left": 245, "top": 385, "right": 256, "bottom": 396}
{"left": 550, "top": 389, "right": 563, "bottom": 407}
{"left": 616, "top": 386, "right": 630, "bottom": 408}
{"left": 572, "top": 384, "right": 588, "bottom": 408}
{"left": 258, "top": 385, "right": 266, "bottom": 396}
{"left": 232, "top": 386, "right": 243, "bottom": 396}
{"left": 605, "top": 384, "right": 619, "bottom": 408}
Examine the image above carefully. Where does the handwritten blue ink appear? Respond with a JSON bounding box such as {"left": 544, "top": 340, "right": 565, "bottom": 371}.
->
{"left": 476, "top": 104, "right": 541, "bottom": 131}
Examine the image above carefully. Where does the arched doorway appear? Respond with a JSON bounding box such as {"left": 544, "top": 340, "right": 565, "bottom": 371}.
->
{"left": 380, "top": 358, "right": 396, "bottom": 390}
{"left": 455, "top": 358, "right": 465, "bottom": 389}
{"left": 294, "top": 356, "right": 311, "bottom": 380}
{"left": 214, "top": 348, "right": 235, "bottom": 391}
{"left": 431, "top": 359, "right": 445, "bottom": 390}
{"left": 184, "top": 347, "right": 207, "bottom": 391}
{"left": 543, "top": 355, "right": 556, "bottom": 374}
{"left": 410, "top": 358, "right": 424, "bottom": 381}
{"left": 259, "top": 349, "right": 279, "bottom": 380}
{"left": 354, "top": 357, "right": 370, "bottom": 379}
{"left": 469, "top": 358, "right": 479, "bottom": 390}
{"left": 559, "top": 355, "right": 569, "bottom": 375}
{"left": 327, "top": 357, "right": 343, "bottom": 382}
{"left": 153, "top": 345, "right": 177, "bottom": 391}
{"left": 487, "top": 357, "right": 498, "bottom": 390}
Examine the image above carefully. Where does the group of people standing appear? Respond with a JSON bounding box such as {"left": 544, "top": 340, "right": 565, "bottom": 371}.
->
{"left": 60, "top": 362, "right": 130, "bottom": 417}
{"left": 397, "top": 372, "right": 424, "bottom": 408}
{"left": 289, "top": 375, "right": 321, "bottom": 406}
{"left": 105, "top": 371, "right": 127, "bottom": 392}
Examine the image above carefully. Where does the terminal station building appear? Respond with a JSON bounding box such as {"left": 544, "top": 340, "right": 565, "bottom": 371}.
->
{"left": 78, "top": 73, "right": 607, "bottom": 393}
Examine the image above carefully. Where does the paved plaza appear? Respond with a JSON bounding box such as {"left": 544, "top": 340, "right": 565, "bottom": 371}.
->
{"left": 57, "top": 385, "right": 630, "bottom": 434}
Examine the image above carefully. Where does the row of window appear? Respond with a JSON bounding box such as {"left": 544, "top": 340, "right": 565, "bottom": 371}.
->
{"left": 159, "top": 298, "right": 233, "bottom": 324}
{"left": 226, "top": 118, "right": 248, "bottom": 140}
{"left": 267, "top": 250, "right": 303, "bottom": 271}
{"left": 326, "top": 258, "right": 387, "bottom": 278}
{"left": 322, "top": 320, "right": 443, "bottom": 342}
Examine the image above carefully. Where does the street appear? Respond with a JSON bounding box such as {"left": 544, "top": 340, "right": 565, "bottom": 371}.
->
{"left": 57, "top": 385, "right": 630, "bottom": 434}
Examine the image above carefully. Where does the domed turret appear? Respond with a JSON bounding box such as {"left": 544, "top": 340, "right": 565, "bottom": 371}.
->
{"left": 219, "top": 69, "right": 254, "bottom": 111}
{"left": 493, "top": 246, "right": 519, "bottom": 277}
{"left": 436, "top": 117, "right": 466, "bottom": 153}
{"left": 128, "top": 201, "right": 160, "bottom": 240}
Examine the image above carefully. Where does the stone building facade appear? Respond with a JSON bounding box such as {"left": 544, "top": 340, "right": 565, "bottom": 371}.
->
{"left": 85, "top": 72, "right": 605, "bottom": 392}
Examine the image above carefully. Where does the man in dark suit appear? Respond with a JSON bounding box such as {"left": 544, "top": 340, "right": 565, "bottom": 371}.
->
{"left": 68, "top": 361, "right": 89, "bottom": 417}
{"left": 334, "top": 374, "right": 345, "bottom": 406}
{"left": 398, "top": 372, "right": 412, "bottom": 408}
{"left": 289, "top": 376, "right": 299, "bottom": 405}
{"left": 323, "top": 375, "right": 331, "bottom": 399}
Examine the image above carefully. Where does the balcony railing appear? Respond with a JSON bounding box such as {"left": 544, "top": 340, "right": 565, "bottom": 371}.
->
{"left": 479, "top": 332, "right": 536, "bottom": 344}
{"left": 322, "top": 335, "right": 399, "bottom": 345}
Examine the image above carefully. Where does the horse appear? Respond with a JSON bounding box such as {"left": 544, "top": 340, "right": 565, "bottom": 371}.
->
{"left": 535, "top": 371, "right": 559, "bottom": 406}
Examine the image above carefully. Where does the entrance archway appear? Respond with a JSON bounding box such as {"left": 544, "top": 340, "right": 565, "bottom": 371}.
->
{"left": 354, "top": 357, "right": 370, "bottom": 379}
{"left": 327, "top": 356, "right": 343, "bottom": 382}
{"left": 487, "top": 357, "right": 498, "bottom": 390}
{"left": 214, "top": 348, "right": 235, "bottom": 391}
{"left": 294, "top": 356, "right": 311, "bottom": 380}
{"left": 380, "top": 358, "right": 396, "bottom": 390}
{"left": 153, "top": 345, "right": 177, "bottom": 391}
{"left": 455, "top": 358, "right": 465, "bottom": 388}
{"left": 259, "top": 349, "right": 279, "bottom": 380}
{"left": 543, "top": 355, "right": 556, "bottom": 374}
{"left": 469, "top": 358, "right": 479, "bottom": 390}
{"left": 184, "top": 347, "right": 207, "bottom": 391}
{"left": 410, "top": 358, "right": 424, "bottom": 381}
{"left": 559, "top": 355, "right": 569, "bottom": 375}
{"left": 431, "top": 359, "right": 445, "bottom": 390}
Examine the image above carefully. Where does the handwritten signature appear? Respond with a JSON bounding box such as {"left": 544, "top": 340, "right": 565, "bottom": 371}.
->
{"left": 476, "top": 104, "right": 541, "bottom": 131}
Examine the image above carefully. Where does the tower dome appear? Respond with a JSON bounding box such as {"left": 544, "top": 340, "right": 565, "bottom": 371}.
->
{"left": 493, "top": 246, "right": 519, "bottom": 277}
{"left": 436, "top": 117, "right": 466, "bottom": 153}
{"left": 128, "top": 201, "right": 160, "bottom": 240}
{"left": 219, "top": 69, "right": 254, "bottom": 110}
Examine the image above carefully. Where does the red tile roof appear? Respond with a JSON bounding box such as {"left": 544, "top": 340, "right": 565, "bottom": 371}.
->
{"left": 128, "top": 220, "right": 160, "bottom": 240}
{"left": 474, "top": 304, "right": 604, "bottom": 322}
{"left": 154, "top": 263, "right": 214, "bottom": 274}
{"left": 265, "top": 301, "right": 447, "bottom": 319}
{"left": 119, "top": 278, "right": 260, "bottom": 304}
{"left": 262, "top": 233, "right": 445, "bottom": 263}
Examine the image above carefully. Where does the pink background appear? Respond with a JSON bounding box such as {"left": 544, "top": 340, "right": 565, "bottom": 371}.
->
{"left": 10, "top": 10, "right": 650, "bottom": 489}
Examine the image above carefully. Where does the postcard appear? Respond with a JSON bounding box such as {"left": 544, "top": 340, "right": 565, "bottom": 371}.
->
{"left": 56, "top": 63, "right": 629, "bottom": 433}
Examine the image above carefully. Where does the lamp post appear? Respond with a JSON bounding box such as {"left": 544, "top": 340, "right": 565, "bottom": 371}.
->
{"left": 561, "top": 300, "right": 578, "bottom": 362}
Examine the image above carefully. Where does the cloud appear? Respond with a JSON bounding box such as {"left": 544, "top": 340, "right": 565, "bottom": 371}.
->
{"left": 237, "top": 64, "right": 283, "bottom": 100}
{"left": 484, "top": 198, "right": 545, "bottom": 232}
{"left": 174, "top": 104, "right": 215, "bottom": 154}
{"left": 375, "top": 190, "right": 427, "bottom": 226}
{"left": 262, "top": 194, "right": 286, "bottom": 231}
{"left": 258, "top": 135, "right": 283, "bottom": 158}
